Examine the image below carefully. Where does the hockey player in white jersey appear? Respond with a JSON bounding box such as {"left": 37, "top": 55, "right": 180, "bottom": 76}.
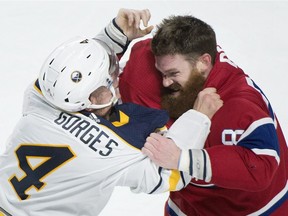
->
{"left": 0, "top": 9, "right": 223, "bottom": 216}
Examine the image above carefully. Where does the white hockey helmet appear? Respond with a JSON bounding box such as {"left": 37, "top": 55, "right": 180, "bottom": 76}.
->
{"left": 39, "top": 37, "right": 119, "bottom": 112}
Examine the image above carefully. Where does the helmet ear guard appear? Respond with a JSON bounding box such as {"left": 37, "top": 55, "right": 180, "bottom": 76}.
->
{"left": 39, "top": 36, "right": 119, "bottom": 112}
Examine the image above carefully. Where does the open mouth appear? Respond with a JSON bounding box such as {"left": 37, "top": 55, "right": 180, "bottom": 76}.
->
{"left": 163, "top": 85, "right": 182, "bottom": 97}
{"left": 170, "top": 90, "right": 180, "bottom": 97}
{"left": 166, "top": 88, "right": 181, "bottom": 97}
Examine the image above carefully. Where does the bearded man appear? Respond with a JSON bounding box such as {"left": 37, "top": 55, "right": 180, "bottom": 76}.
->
{"left": 118, "top": 14, "right": 288, "bottom": 216}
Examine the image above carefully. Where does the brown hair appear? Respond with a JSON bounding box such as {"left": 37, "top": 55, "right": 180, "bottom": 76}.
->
{"left": 151, "top": 15, "right": 217, "bottom": 65}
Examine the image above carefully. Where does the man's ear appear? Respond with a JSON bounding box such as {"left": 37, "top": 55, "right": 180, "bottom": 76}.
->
{"left": 196, "top": 53, "right": 212, "bottom": 78}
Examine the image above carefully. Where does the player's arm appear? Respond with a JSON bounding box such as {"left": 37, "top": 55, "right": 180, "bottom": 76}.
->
{"left": 116, "top": 109, "right": 214, "bottom": 193}
{"left": 141, "top": 111, "right": 215, "bottom": 183}
{"left": 118, "top": 156, "right": 192, "bottom": 194}
{"left": 94, "top": 8, "right": 153, "bottom": 54}
{"left": 142, "top": 88, "right": 223, "bottom": 171}
{"left": 116, "top": 89, "right": 221, "bottom": 193}
{"left": 206, "top": 143, "right": 279, "bottom": 191}
{"left": 144, "top": 97, "right": 280, "bottom": 191}
{"left": 205, "top": 100, "right": 280, "bottom": 191}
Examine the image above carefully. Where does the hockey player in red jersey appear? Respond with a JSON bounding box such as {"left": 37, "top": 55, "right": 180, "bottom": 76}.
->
{"left": 118, "top": 13, "right": 288, "bottom": 216}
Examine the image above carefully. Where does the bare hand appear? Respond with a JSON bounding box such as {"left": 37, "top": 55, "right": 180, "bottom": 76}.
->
{"left": 193, "top": 87, "right": 223, "bottom": 119}
{"left": 115, "top": 8, "right": 154, "bottom": 41}
{"left": 142, "top": 133, "right": 181, "bottom": 170}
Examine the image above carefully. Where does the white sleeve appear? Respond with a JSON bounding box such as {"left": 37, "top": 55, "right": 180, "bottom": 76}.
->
{"left": 166, "top": 109, "right": 211, "bottom": 150}
{"left": 165, "top": 109, "right": 212, "bottom": 182}
{"left": 118, "top": 156, "right": 191, "bottom": 194}
{"left": 178, "top": 149, "right": 212, "bottom": 182}
{"left": 94, "top": 18, "right": 129, "bottom": 54}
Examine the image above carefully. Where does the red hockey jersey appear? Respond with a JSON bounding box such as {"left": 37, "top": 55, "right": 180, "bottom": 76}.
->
{"left": 119, "top": 38, "right": 288, "bottom": 215}
{"left": 119, "top": 39, "right": 175, "bottom": 128}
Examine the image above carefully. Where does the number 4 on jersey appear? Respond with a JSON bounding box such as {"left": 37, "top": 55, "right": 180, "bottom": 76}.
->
{"left": 9, "top": 144, "right": 76, "bottom": 200}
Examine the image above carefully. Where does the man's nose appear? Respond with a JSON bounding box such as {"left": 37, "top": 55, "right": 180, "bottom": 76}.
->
{"left": 162, "top": 76, "right": 173, "bottom": 87}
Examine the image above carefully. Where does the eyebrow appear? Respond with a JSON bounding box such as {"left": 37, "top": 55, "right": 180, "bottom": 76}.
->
{"left": 161, "top": 69, "right": 180, "bottom": 76}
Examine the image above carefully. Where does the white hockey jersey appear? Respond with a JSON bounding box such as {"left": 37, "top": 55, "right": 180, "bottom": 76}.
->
{"left": 0, "top": 81, "right": 210, "bottom": 216}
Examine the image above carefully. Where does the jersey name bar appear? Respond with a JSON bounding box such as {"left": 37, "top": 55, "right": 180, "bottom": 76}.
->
{"left": 54, "top": 112, "right": 119, "bottom": 156}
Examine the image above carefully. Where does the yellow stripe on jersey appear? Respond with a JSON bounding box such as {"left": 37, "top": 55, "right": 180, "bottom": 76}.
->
{"left": 0, "top": 209, "right": 10, "bottom": 216}
{"left": 155, "top": 126, "right": 168, "bottom": 135}
{"left": 112, "top": 111, "right": 130, "bottom": 127}
{"left": 99, "top": 124, "right": 140, "bottom": 151}
{"left": 158, "top": 125, "right": 168, "bottom": 132}
{"left": 34, "top": 80, "right": 43, "bottom": 95}
{"left": 169, "top": 170, "right": 181, "bottom": 191}
{"left": 0, "top": 207, "right": 12, "bottom": 216}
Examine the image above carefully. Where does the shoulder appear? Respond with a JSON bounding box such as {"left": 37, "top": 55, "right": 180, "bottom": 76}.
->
{"left": 115, "top": 103, "right": 169, "bottom": 124}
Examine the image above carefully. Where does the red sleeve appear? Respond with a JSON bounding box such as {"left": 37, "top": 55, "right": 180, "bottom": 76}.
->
{"left": 119, "top": 39, "right": 162, "bottom": 107}
{"left": 206, "top": 145, "right": 278, "bottom": 191}
{"left": 119, "top": 39, "right": 174, "bottom": 127}
{"left": 205, "top": 97, "right": 279, "bottom": 191}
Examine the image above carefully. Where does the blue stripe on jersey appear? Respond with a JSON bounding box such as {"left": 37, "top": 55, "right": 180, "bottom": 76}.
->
{"left": 202, "top": 150, "right": 207, "bottom": 180}
{"left": 237, "top": 121, "right": 280, "bottom": 155}
{"left": 104, "top": 27, "right": 125, "bottom": 50}
{"left": 189, "top": 150, "right": 193, "bottom": 176}
{"left": 180, "top": 171, "right": 186, "bottom": 187}
{"left": 248, "top": 78, "right": 275, "bottom": 121}
{"left": 168, "top": 207, "right": 179, "bottom": 216}
{"left": 149, "top": 167, "right": 163, "bottom": 194}
{"left": 35, "top": 79, "right": 40, "bottom": 90}
{"left": 259, "top": 187, "right": 288, "bottom": 215}
{"left": 167, "top": 199, "right": 186, "bottom": 216}
{"left": 111, "top": 18, "right": 130, "bottom": 52}
{"left": 260, "top": 193, "right": 288, "bottom": 215}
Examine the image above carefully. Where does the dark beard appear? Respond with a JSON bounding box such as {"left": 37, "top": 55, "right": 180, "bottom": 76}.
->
{"left": 161, "top": 71, "right": 206, "bottom": 119}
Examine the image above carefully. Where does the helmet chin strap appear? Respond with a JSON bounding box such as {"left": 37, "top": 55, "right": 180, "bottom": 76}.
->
{"left": 87, "top": 97, "right": 116, "bottom": 109}
{"left": 87, "top": 86, "right": 118, "bottom": 110}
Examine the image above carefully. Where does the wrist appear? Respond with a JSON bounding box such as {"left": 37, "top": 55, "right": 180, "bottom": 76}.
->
{"left": 112, "top": 18, "right": 125, "bottom": 35}
{"left": 94, "top": 18, "right": 129, "bottom": 54}
{"left": 178, "top": 149, "right": 212, "bottom": 182}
